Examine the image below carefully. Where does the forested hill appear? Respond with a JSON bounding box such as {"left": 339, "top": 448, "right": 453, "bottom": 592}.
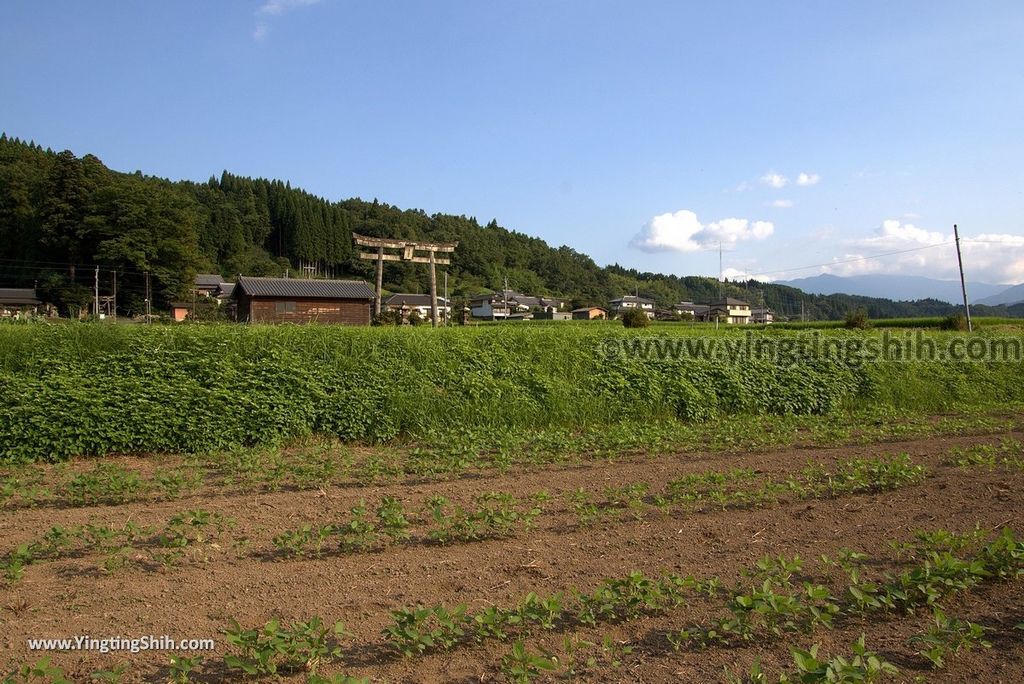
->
{"left": 1, "top": 135, "right": 1019, "bottom": 320}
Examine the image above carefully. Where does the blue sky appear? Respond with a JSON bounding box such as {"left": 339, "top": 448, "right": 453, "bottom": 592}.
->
{"left": 3, "top": 1, "right": 1023, "bottom": 283}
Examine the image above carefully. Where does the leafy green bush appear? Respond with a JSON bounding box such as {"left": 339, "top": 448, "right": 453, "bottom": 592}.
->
{"left": 0, "top": 325, "right": 1020, "bottom": 461}
{"left": 621, "top": 308, "right": 650, "bottom": 328}
{"left": 844, "top": 308, "right": 871, "bottom": 329}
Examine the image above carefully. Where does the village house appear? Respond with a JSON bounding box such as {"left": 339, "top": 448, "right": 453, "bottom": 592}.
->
{"left": 384, "top": 293, "right": 451, "bottom": 322}
{"left": 609, "top": 295, "right": 656, "bottom": 319}
{"left": 194, "top": 273, "right": 223, "bottom": 297}
{"left": 674, "top": 298, "right": 756, "bottom": 323}
{"left": 674, "top": 301, "right": 710, "bottom": 320}
{"left": 232, "top": 275, "right": 375, "bottom": 324}
{"left": 707, "top": 297, "right": 752, "bottom": 324}
{"left": 571, "top": 306, "right": 607, "bottom": 320}
{"left": 751, "top": 306, "right": 775, "bottom": 324}
{"left": 0, "top": 288, "right": 41, "bottom": 318}
{"left": 469, "top": 291, "right": 565, "bottom": 319}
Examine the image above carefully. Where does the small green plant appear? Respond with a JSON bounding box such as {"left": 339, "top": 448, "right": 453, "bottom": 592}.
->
{"left": 783, "top": 635, "right": 897, "bottom": 683}
{"left": 63, "top": 463, "right": 147, "bottom": 505}
{"left": 911, "top": 608, "right": 990, "bottom": 668}
{"left": 567, "top": 488, "right": 600, "bottom": 528}
{"left": 383, "top": 604, "right": 468, "bottom": 657}
{"left": 151, "top": 468, "right": 202, "bottom": 500}
{"left": 375, "top": 496, "right": 411, "bottom": 542}
{"left": 223, "top": 617, "right": 349, "bottom": 676}
{"left": 473, "top": 606, "right": 522, "bottom": 641}
{"left": 89, "top": 663, "right": 128, "bottom": 683}
{"left": 167, "top": 655, "right": 202, "bottom": 683}
{"left": 500, "top": 641, "right": 557, "bottom": 683}
{"left": 516, "top": 592, "right": 563, "bottom": 630}
{"left": 273, "top": 525, "right": 336, "bottom": 558}
{"left": 2, "top": 657, "right": 71, "bottom": 684}
{"left": 336, "top": 501, "right": 378, "bottom": 552}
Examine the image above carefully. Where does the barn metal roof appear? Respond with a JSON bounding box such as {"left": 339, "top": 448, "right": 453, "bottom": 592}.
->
{"left": 235, "top": 276, "right": 375, "bottom": 300}
{"left": 384, "top": 293, "right": 449, "bottom": 307}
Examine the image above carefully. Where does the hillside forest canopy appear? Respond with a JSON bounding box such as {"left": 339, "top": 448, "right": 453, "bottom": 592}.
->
{"left": 2, "top": 135, "right": 1020, "bottom": 320}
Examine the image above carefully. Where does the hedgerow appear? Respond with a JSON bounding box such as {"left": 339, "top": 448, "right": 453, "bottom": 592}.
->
{"left": 0, "top": 324, "right": 1020, "bottom": 461}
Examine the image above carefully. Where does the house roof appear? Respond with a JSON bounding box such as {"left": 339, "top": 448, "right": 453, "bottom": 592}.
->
{"left": 0, "top": 288, "right": 40, "bottom": 305}
{"left": 384, "top": 293, "right": 450, "bottom": 307}
{"left": 710, "top": 297, "right": 749, "bottom": 307}
{"left": 571, "top": 306, "right": 607, "bottom": 313}
{"left": 216, "top": 283, "right": 236, "bottom": 298}
{"left": 610, "top": 295, "right": 655, "bottom": 305}
{"left": 195, "top": 273, "right": 223, "bottom": 287}
{"left": 470, "top": 292, "right": 563, "bottom": 307}
{"left": 234, "top": 276, "right": 375, "bottom": 300}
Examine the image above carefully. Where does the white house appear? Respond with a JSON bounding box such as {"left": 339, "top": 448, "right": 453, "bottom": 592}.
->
{"left": 609, "top": 295, "right": 656, "bottom": 319}
{"left": 469, "top": 291, "right": 564, "bottom": 319}
{"left": 384, "top": 293, "right": 452, "bottom": 322}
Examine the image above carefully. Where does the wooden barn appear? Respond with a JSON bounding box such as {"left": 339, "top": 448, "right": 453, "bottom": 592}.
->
{"left": 233, "top": 276, "right": 375, "bottom": 325}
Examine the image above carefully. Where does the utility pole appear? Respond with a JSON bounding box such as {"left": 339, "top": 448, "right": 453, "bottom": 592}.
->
{"left": 144, "top": 271, "right": 151, "bottom": 323}
{"left": 718, "top": 241, "right": 723, "bottom": 299}
{"left": 953, "top": 224, "right": 972, "bottom": 332}
{"left": 504, "top": 276, "right": 509, "bottom": 319}
{"left": 111, "top": 271, "right": 117, "bottom": 320}
{"left": 443, "top": 270, "right": 448, "bottom": 326}
{"left": 93, "top": 266, "right": 100, "bottom": 319}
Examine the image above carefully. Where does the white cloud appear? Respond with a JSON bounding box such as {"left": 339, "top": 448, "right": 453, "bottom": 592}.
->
{"left": 769, "top": 199, "right": 794, "bottom": 208}
{"left": 820, "top": 220, "right": 1024, "bottom": 283}
{"left": 254, "top": 0, "right": 321, "bottom": 40}
{"left": 258, "top": 0, "right": 321, "bottom": 15}
{"left": 721, "top": 267, "right": 750, "bottom": 280}
{"left": 631, "top": 210, "right": 775, "bottom": 253}
{"left": 760, "top": 172, "right": 789, "bottom": 188}
{"left": 796, "top": 172, "right": 820, "bottom": 186}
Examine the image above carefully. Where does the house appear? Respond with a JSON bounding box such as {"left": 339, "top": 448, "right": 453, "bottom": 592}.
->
{"left": 532, "top": 311, "right": 572, "bottom": 320}
{"left": 469, "top": 291, "right": 565, "bottom": 319}
{"left": 751, "top": 307, "right": 774, "bottom": 324}
{"left": 0, "top": 288, "right": 40, "bottom": 317}
{"left": 674, "top": 301, "right": 710, "bottom": 320}
{"left": 384, "top": 293, "right": 451, "bottom": 322}
{"left": 195, "top": 274, "right": 223, "bottom": 297}
{"left": 232, "top": 276, "right": 375, "bottom": 324}
{"left": 571, "top": 306, "right": 607, "bottom": 320}
{"left": 707, "top": 297, "right": 751, "bottom": 324}
{"left": 609, "top": 295, "right": 656, "bottom": 319}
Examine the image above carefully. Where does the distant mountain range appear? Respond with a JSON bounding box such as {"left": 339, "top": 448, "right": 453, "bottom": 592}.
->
{"left": 777, "top": 273, "right": 1024, "bottom": 305}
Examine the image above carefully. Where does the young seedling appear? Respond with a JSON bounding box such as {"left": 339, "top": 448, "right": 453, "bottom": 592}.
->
{"left": 500, "top": 641, "right": 557, "bottom": 683}
{"left": 911, "top": 608, "right": 990, "bottom": 668}
{"left": 168, "top": 655, "right": 202, "bottom": 683}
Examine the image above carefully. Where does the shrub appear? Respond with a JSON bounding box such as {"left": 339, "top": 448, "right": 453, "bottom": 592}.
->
{"left": 940, "top": 313, "right": 969, "bottom": 331}
{"left": 844, "top": 309, "right": 871, "bottom": 330}
{"left": 621, "top": 308, "right": 650, "bottom": 328}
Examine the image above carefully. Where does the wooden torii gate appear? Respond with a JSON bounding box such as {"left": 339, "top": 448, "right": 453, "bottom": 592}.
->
{"left": 353, "top": 233, "right": 458, "bottom": 327}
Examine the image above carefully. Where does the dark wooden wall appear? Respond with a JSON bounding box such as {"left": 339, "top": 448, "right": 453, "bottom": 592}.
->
{"left": 237, "top": 294, "right": 371, "bottom": 325}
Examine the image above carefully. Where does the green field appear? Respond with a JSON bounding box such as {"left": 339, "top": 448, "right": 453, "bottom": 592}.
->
{"left": 1, "top": 322, "right": 1022, "bottom": 462}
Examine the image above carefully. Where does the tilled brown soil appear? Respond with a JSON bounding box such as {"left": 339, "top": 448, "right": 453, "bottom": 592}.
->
{"left": 2, "top": 430, "right": 1023, "bottom": 682}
